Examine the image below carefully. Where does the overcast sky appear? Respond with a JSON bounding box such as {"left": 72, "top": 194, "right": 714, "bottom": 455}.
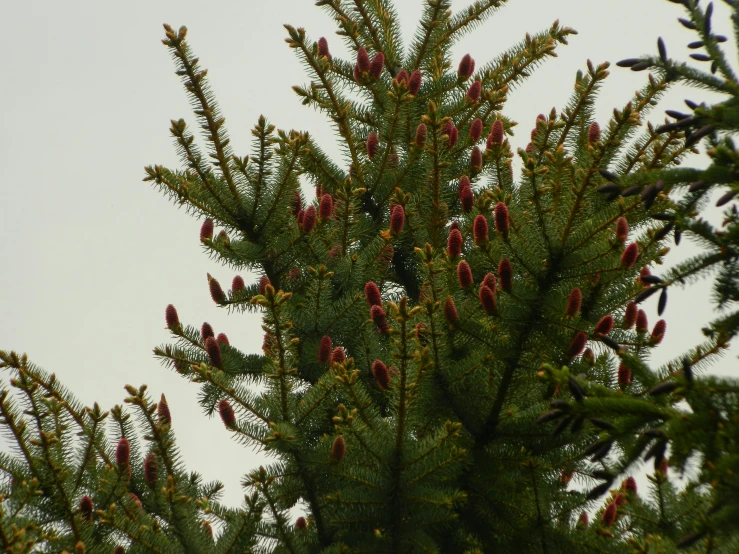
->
{"left": 1, "top": 0, "right": 735, "bottom": 509}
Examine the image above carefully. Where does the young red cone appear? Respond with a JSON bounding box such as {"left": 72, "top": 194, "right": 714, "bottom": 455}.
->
{"left": 498, "top": 258, "right": 512, "bottom": 292}
{"left": 444, "top": 297, "right": 459, "bottom": 323}
{"left": 466, "top": 80, "right": 482, "bottom": 102}
{"left": 415, "top": 123, "right": 427, "bottom": 146}
{"left": 408, "top": 70, "right": 422, "bottom": 95}
{"left": 331, "top": 435, "right": 346, "bottom": 461}
{"left": 319, "top": 194, "right": 333, "bottom": 219}
{"left": 480, "top": 285, "right": 497, "bottom": 315}
{"left": 232, "top": 275, "right": 245, "bottom": 293}
{"left": 567, "top": 332, "right": 587, "bottom": 358}
{"left": 602, "top": 503, "right": 618, "bottom": 527}
{"left": 200, "top": 218, "right": 214, "bottom": 242}
{"left": 494, "top": 202, "right": 509, "bottom": 235}
{"left": 356, "top": 46, "right": 370, "bottom": 72}
{"left": 205, "top": 336, "right": 223, "bottom": 367}
{"left": 302, "top": 205, "right": 317, "bottom": 233}
{"left": 651, "top": 320, "right": 666, "bottom": 344}
{"left": 144, "top": 452, "right": 158, "bottom": 485}
{"left": 80, "top": 495, "right": 93, "bottom": 522}
{"left": 258, "top": 275, "right": 271, "bottom": 296}
{"left": 623, "top": 476, "right": 638, "bottom": 494}
{"left": 165, "top": 304, "right": 180, "bottom": 329}
{"left": 618, "top": 363, "right": 632, "bottom": 387}
{"left": 317, "top": 37, "right": 330, "bottom": 60}
{"left": 457, "top": 54, "right": 475, "bottom": 80}
{"left": 331, "top": 347, "right": 346, "bottom": 365}
{"left": 577, "top": 511, "right": 589, "bottom": 528}
{"left": 487, "top": 120, "right": 504, "bottom": 148}
{"left": 208, "top": 274, "right": 226, "bottom": 304}
{"left": 369, "top": 52, "right": 384, "bottom": 79}
{"left": 364, "top": 282, "right": 382, "bottom": 307}
{"left": 395, "top": 69, "right": 408, "bottom": 85}
{"left": 594, "top": 315, "right": 614, "bottom": 335}
{"left": 370, "top": 305, "right": 390, "bottom": 334}
{"left": 318, "top": 335, "right": 332, "bottom": 364}
{"left": 588, "top": 121, "right": 601, "bottom": 144}
{"left": 390, "top": 204, "right": 405, "bottom": 235}
{"left": 566, "top": 288, "right": 582, "bottom": 318}
{"left": 483, "top": 272, "right": 497, "bottom": 291}
{"left": 296, "top": 517, "right": 308, "bottom": 530}
{"left": 460, "top": 182, "right": 474, "bottom": 213}
{"left": 623, "top": 301, "right": 637, "bottom": 328}
{"left": 217, "top": 333, "right": 230, "bottom": 346}
{"left": 448, "top": 228, "right": 463, "bottom": 258}
{"left": 636, "top": 309, "right": 649, "bottom": 333}
{"left": 469, "top": 118, "right": 483, "bottom": 142}
{"left": 158, "top": 394, "right": 171, "bottom": 425}
{"left": 218, "top": 399, "right": 236, "bottom": 428}
{"left": 448, "top": 124, "right": 459, "bottom": 147}
{"left": 114, "top": 548, "right": 125, "bottom": 554}
{"left": 457, "top": 260, "right": 473, "bottom": 288}
{"left": 116, "top": 437, "right": 130, "bottom": 467}
{"left": 470, "top": 146, "right": 483, "bottom": 171}
{"left": 372, "top": 359, "right": 390, "bottom": 390}
{"left": 615, "top": 217, "right": 629, "bottom": 243}
{"left": 367, "top": 131, "right": 380, "bottom": 159}
{"left": 201, "top": 322, "right": 215, "bottom": 341}
{"left": 621, "top": 242, "right": 639, "bottom": 268}
{"left": 473, "top": 215, "right": 488, "bottom": 245}
{"left": 291, "top": 190, "right": 302, "bottom": 215}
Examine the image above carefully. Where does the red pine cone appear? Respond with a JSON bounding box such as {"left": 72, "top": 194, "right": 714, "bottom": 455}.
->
{"left": 444, "top": 296, "right": 459, "bottom": 323}
{"left": 200, "top": 218, "right": 214, "bottom": 242}
{"left": 408, "top": 70, "right": 422, "bottom": 95}
{"left": 623, "top": 301, "right": 637, "bottom": 328}
{"left": 594, "top": 315, "right": 614, "bottom": 335}
{"left": 364, "top": 282, "right": 382, "bottom": 307}
{"left": 582, "top": 348, "right": 595, "bottom": 365}
{"left": 367, "top": 131, "right": 379, "bottom": 159}
{"left": 469, "top": 118, "right": 483, "bottom": 142}
{"left": 395, "top": 69, "right": 408, "bottom": 85}
{"left": 165, "top": 304, "right": 180, "bottom": 329}
{"left": 483, "top": 272, "right": 497, "bottom": 291}
{"left": 498, "top": 258, "right": 512, "bottom": 292}
{"left": 218, "top": 399, "right": 236, "bottom": 428}
{"left": 621, "top": 242, "right": 639, "bottom": 268}
{"left": 331, "top": 347, "right": 346, "bottom": 365}
{"left": 370, "top": 305, "right": 390, "bottom": 334}
{"left": 466, "top": 80, "right": 482, "bottom": 102}
{"left": 651, "top": 320, "right": 666, "bottom": 344}
{"left": 473, "top": 215, "right": 488, "bottom": 245}
{"left": 479, "top": 285, "right": 497, "bottom": 315}
{"left": 205, "top": 336, "right": 223, "bottom": 367}
{"left": 158, "top": 394, "right": 171, "bottom": 425}
{"left": 448, "top": 228, "right": 463, "bottom": 258}
{"left": 144, "top": 452, "right": 158, "bottom": 485}
{"left": 567, "top": 332, "right": 587, "bottom": 358}
{"left": 369, "top": 52, "right": 384, "bottom": 79}
{"left": 356, "top": 47, "right": 370, "bottom": 72}
{"left": 296, "top": 516, "right": 308, "bottom": 530}
{"left": 331, "top": 435, "right": 346, "bottom": 461}
{"left": 460, "top": 183, "right": 474, "bottom": 213}
{"left": 577, "top": 511, "right": 589, "bottom": 528}
{"left": 232, "top": 275, "right": 245, "bottom": 294}
{"left": 217, "top": 333, "right": 230, "bottom": 346}
{"left": 318, "top": 335, "right": 333, "bottom": 364}
{"left": 201, "top": 322, "right": 215, "bottom": 341}
{"left": 470, "top": 146, "right": 483, "bottom": 171}
{"left": 116, "top": 437, "right": 130, "bottom": 467}
{"left": 636, "top": 309, "right": 648, "bottom": 333}
{"left": 494, "top": 202, "right": 509, "bottom": 235}
{"left": 415, "top": 123, "right": 428, "bottom": 146}
{"left": 303, "top": 205, "right": 317, "bottom": 233}
{"left": 457, "top": 54, "right": 475, "bottom": 80}
{"left": 317, "top": 37, "right": 330, "bottom": 60}
{"left": 457, "top": 260, "right": 473, "bottom": 288}
{"left": 487, "top": 120, "right": 504, "bottom": 148}
{"left": 602, "top": 503, "right": 618, "bottom": 527}
{"left": 319, "top": 194, "right": 333, "bottom": 219}
{"left": 390, "top": 204, "right": 405, "bottom": 235}
{"left": 618, "top": 363, "right": 632, "bottom": 387}
{"left": 615, "top": 217, "right": 629, "bottom": 243}
{"left": 447, "top": 124, "right": 459, "bottom": 147}
{"left": 588, "top": 121, "right": 601, "bottom": 144}
{"left": 372, "top": 359, "right": 390, "bottom": 390}
{"left": 624, "top": 476, "right": 637, "bottom": 494}
{"left": 208, "top": 274, "right": 226, "bottom": 304}
{"left": 258, "top": 275, "right": 271, "bottom": 296}
{"left": 566, "top": 288, "right": 582, "bottom": 317}
{"left": 80, "top": 495, "right": 93, "bottom": 522}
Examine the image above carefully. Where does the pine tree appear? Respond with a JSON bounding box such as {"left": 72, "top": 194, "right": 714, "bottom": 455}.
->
{"left": 2, "top": 1, "right": 739, "bottom": 552}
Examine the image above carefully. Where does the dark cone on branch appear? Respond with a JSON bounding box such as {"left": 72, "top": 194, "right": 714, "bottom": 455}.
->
{"left": 457, "top": 260, "right": 473, "bottom": 288}
{"left": 331, "top": 435, "right": 346, "bottom": 461}
{"left": 217, "top": 333, "right": 229, "bottom": 346}
{"left": 208, "top": 274, "right": 226, "bottom": 304}
{"left": 116, "top": 437, "right": 130, "bottom": 467}
{"left": 372, "top": 360, "right": 390, "bottom": 390}
{"left": 566, "top": 288, "right": 582, "bottom": 318}
{"left": 201, "top": 322, "right": 215, "bottom": 341}
{"left": 448, "top": 228, "right": 463, "bottom": 258}
{"left": 458, "top": 54, "right": 475, "bottom": 80}
{"left": 618, "top": 364, "right": 632, "bottom": 387}
{"left": 369, "top": 52, "right": 384, "bottom": 79}
{"left": 651, "top": 320, "right": 666, "bottom": 344}
{"left": 480, "top": 285, "right": 497, "bottom": 315}
{"left": 390, "top": 204, "right": 405, "bottom": 235}
{"left": 408, "top": 70, "right": 422, "bottom": 95}
{"left": 319, "top": 194, "right": 333, "bottom": 219}
{"left": 165, "top": 304, "right": 180, "bottom": 329}
{"left": 205, "top": 336, "right": 222, "bottom": 367}
{"left": 356, "top": 46, "right": 370, "bottom": 72}
{"left": 615, "top": 217, "right": 629, "bottom": 243}
{"left": 370, "top": 305, "right": 390, "bottom": 334}
{"left": 466, "top": 81, "right": 482, "bottom": 102}
{"left": 470, "top": 118, "right": 483, "bottom": 142}
{"left": 460, "top": 183, "right": 474, "bottom": 213}
{"left": 158, "top": 394, "right": 171, "bottom": 425}
{"left": 474, "top": 215, "right": 488, "bottom": 245}
{"left": 636, "top": 309, "right": 648, "bottom": 333}
{"left": 200, "top": 218, "right": 214, "bottom": 242}
{"left": 594, "top": 315, "right": 614, "bottom": 335}
{"left": 303, "top": 205, "right": 317, "bottom": 233}
{"left": 317, "top": 37, "right": 330, "bottom": 60}
{"left": 295, "top": 517, "right": 308, "bottom": 530}
{"left": 623, "top": 301, "right": 637, "bottom": 328}
{"left": 144, "top": 452, "right": 158, "bottom": 485}
{"left": 318, "top": 335, "right": 333, "bottom": 364}
{"left": 567, "top": 332, "right": 587, "bottom": 358}
{"left": 258, "top": 275, "right": 271, "bottom": 296}
{"left": 487, "top": 120, "right": 504, "bottom": 148}
{"left": 494, "top": 202, "right": 509, "bottom": 235}
{"left": 415, "top": 123, "right": 427, "bottom": 146}
{"left": 621, "top": 243, "right": 639, "bottom": 268}
{"left": 444, "top": 297, "right": 459, "bottom": 323}
{"left": 367, "top": 131, "right": 380, "bottom": 159}
{"left": 470, "top": 146, "right": 483, "bottom": 171}
{"left": 498, "top": 258, "right": 512, "bottom": 292}
{"left": 365, "top": 282, "right": 382, "bottom": 307}
{"left": 588, "top": 121, "right": 601, "bottom": 144}
{"left": 331, "top": 347, "right": 345, "bottom": 365}
{"left": 232, "top": 275, "right": 245, "bottom": 294}
{"left": 80, "top": 495, "right": 93, "bottom": 522}
{"left": 218, "top": 399, "right": 236, "bottom": 428}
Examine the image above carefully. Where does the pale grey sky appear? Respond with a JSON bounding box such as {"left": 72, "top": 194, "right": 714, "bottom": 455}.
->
{"left": 1, "top": 0, "right": 735, "bottom": 508}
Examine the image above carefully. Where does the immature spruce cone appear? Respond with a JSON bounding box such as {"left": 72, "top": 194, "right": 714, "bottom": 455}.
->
{"left": 487, "top": 120, "right": 504, "bottom": 147}
{"left": 232, "top": 275, "right": 245, "bottom": 294}
{"left": 366, "top": 131, "right": 380, "bottom": 159}
{"left": 395, "top": 69, "right": 408, "bottom": 85}
{"left": 369, "top": 52, "right": 384, "bottom": 79}
{"left": 615, "top": 217, "right": 629, "bottom": 243}
{"left": 390, "top": 204, "right": 405, "bottom": 235}
{"left": 144, "top": 452, "right": 158, "bottom": 485}
{"left": 303, "top": 205, "right": 317, "bottom": 233}
{"left": 218, "top": 399, "right": 236, "bottom": 428}
{"left": 317, "top": 37, "right": 330, "bottom": 60}
{"left": 205, "top": 336, "right": 222, "bottom": 367}
{"left": 295, "top": 517, "right": 308, "bottom": 530}
{"left": 636, "top": 309, "right": 648, "bottom": 333}
{"left": 318, "top": 335, "right": 332, "bottom": 364}
{"left": 217, "top": 333, "right": 230, "bottom": 346}
{"left": 479, "top": 285, "right": 497, "bottom": 315}
{"left": 319, "top": 194, "right": 333, "bottom": 219}
{"left": 483, "top": 272, "right": 497, "bottom": 291}
{"left": 622, "top": 301, "right": 637, "bottom": 329}
{"left": 116, "top": 437, "right": 130, "bottom": 467}
{"left": 473, "top": 215, "right": 488, "bottom": 244}
{"left": 651, "top": 320, "right": 666, "bottom": 344}
{"left": 494, "top": 202, "right": 509, "bottom": 235}
{"left": 458, "top": 54, "right": 475, "bottom": 80}
{"left": 444, "top": 297, "right": 459, "bottom": 323}
{"left": 623, "top": 476, "right": 637, "bottom": 494}
{"left": 200, "top": 218, "right": 214, "bottom": 242}
{"left": 201, "top": 322, "right": 215, "bottom": 341}
{"left": 602, "top": 503, "right": 618, "bottom": 527}
{"left": 208, "top": 274, "right": 226, "bottom": 304}
{"left": 408, "top": 70, "right": 422, "bottom": 95}
{"left": 460, "top": 182, "right": 474, "bottom": 213}
{"left": 618, "top": 363, "right": 632, "bottom": 387}
{"left": 80, "top": 495, "right": 93, "bottom": 522}
{"left": 356, "top": 46, "right": 370, "bottom": 72}
{"left": 594, "top": 315, "right": 614, "bottom": 335}
{"left": 448, "top": 228, "right": 463, "bottom": 258}
{"left": 447, "top": 124, "right": 459, "bottom": 147}
{"left": 364, "top": 282, "right": 382, "bottom": 307}
{"left": 158, "top": 394, "right": 171, "bottom": 425}
{"left": 415, "top": 123, "right": 427, "bottom": 146}
{"left": 470, "top": 146, "right": 483, "bottom": 171}
{"left": 291, "top": 190, "right": 302, "bottom": 215}
{"left": 621, "top": 243, "right": 639, "bottom": 268}
{"left": 258, "top": 275, "right": 271, "bottom": 296}
{"left": 498, "top": 258, "right": 512, "bottom": 292}
{"left": 577, "top": 512, "right": 589, "bottom": 528}
{"left": 469, "top": 118, "right": 483, "bottom": 142}
{"left": 566, "top": 288, "right": 582, "bottom": 317}
{"left": 457, "top": 260, "right": 473, "bottom": 288}
{"left": 331, "top": 347, "right": 345, "bottom": 365}
{"left": 370, "top": 305, "right": 390, "bottom": 334}
{"left": 588, "top": 121, "right": 601, "bottom": 143}
{"left": 372, "top": 360, "right": 390, "bottom": 390}
{"left": 165, "top": 304, "right": 180, "bottom": 329}
{"left": 114, "top": 546, "right": 125, "bottom": 554}
{"left": 567, "top": 332, "right": 587, "bottom": 358}
{"left": 466, "top": 80, "right": 482, "bottom": 102}
{"left": 332, "top": 435, "right": 346, "bottom": 461}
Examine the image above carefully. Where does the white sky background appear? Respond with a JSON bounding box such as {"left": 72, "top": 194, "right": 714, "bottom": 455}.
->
{"left": 1, "top": 0, "right": 736, "bottom": 509}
